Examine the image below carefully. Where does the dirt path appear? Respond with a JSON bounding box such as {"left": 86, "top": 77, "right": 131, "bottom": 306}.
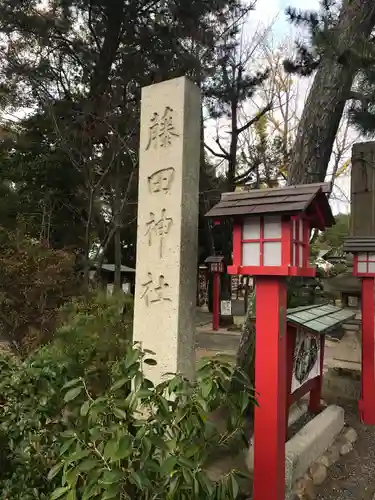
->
{"left": 315, "top": 400, "right": 375, "bottom": 500}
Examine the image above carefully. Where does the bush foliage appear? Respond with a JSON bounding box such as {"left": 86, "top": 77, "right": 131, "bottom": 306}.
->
{"left": 0, "top": 293, "right": 254, "bottom": 499}
{"left": 0, "top": 228, "right": 80, "bottom": 355}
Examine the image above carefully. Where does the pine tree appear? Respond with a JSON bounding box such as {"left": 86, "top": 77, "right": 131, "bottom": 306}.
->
{"left": 281, "top": 0, "right": 375, "bottom": 183}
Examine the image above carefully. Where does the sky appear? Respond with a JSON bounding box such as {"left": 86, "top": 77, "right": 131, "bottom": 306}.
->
{"left": 252, "top": 0, "right": 351, "bottom": 214}
{"left": 206, "top": 0, "right": 352, "bottom": 215}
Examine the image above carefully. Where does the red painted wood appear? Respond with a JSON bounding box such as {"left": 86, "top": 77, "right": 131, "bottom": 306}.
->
{"left": 282, "top": 219, "right": 291, "bottom": 267}
{"left": 233, "top": 223, "right": 242, "bottom": 269}
{"left": 308, "top": 335, "right": 325, "bottom": 413}
{"left": 359, "top": 277, "right": 375, "bottom": 424}
{"left": 295, "top": 219, "right": 300, "bottom": 267}
{"left": 288, "top": 377, "right": 319, "bottom": 406}
{"left": 212, "top": 272, "right": 220, "bottom": 331}
{"left": 227, "top": 265, "right": 316, "bottom": 277}
{"left": 253, "top": 277, "right": 287, "bottom": 500}
{"left": 302, "top": 218, "right": 310, "bottom": 269}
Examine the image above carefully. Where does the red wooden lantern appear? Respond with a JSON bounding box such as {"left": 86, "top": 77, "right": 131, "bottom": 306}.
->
{"left": 204, "top": 256, "right": 226, "bottom": 331}
{"left": 344, "top": 237, "right": 375, "bottom": 277}
{"left": 205, "top": 183, "right": 334, "bottom": 500}
{"left": 205, "top": 184, "right": 334, "bottom": 277}
{"left": 205, "top": 255, "right": 225, "bottom": 274}
{"left": 343, "top": 237, "right": 375, "bottom": 425}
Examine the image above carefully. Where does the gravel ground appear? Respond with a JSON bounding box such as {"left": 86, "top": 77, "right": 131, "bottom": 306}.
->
{"left": 315, "top": 399, "right": 375, "bottom": 500}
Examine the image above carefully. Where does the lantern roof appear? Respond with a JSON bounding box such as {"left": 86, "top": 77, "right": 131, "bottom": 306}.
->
{"left": 205, "top": 182, "right": 334, "bottom": 229}
{"left": 204, "top": 255, "right": 225, "bottom": 264}
{"left": 343, "top": 237, "right": 375, "bottom": 254}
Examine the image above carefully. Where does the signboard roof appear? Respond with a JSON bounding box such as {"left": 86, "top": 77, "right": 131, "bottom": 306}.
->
{"left": 287, "top": 303, "right": 356, "bottom": 334}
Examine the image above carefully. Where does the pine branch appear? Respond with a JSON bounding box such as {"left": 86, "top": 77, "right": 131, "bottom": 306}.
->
{"left": 215, "top": 137, "right": 229, "bottom": 157}
{"left": 237, "top": 103, "right": 272, "bottom": 135}
{"left": 204, "top": 142, "right": 228, "bottom": 159}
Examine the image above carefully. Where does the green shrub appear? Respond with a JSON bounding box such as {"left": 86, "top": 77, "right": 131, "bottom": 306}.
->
{"left": 49, "top": 349, "right": 252, "bottom": 500}
{"left": 0, "top": 292, "right": 254, "bottom": 499}
{"left": 0, "top": 228, "right": 80, "bottom": 356}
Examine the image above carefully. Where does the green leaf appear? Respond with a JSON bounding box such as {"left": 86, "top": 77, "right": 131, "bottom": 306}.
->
{"left": 178, "top": 456, "right": 195, "bottom": 468}
{"left": 125, "top": 349, "right": 140, "bottom": 369}
{"left": 104, "top": 440, "right": 118, "bottom": 461}
{"left": 60, "top": 438, "right": 76, "bottom": 455}
{"left": 48, "top": 462, "right": 64, "bottom": 481}
{"left": 129, "top": 470, "right": 143, "bottom": 489}
{"left": 63, "top": 378, "right": 82, "bottom": 390}
{"left": 137, "top": 388, "right": 153, "bottom": 399}
{"left": 150, "top": 436, "right": 169, "bottom": 451}
{"left": 201, "top": 380, "right": 212, "bottom": 398}
{"left": 114, "top": 435, "right": 132, "bottom": 460}
{"left": 78, "top": 459, "right": 98, "bottom": 472}
{"left": 64, "top": 386, "right": 83, "bottom": 403}
{"left": 50, "top": 487, "right": 70, "bottom": 500}
{"left": 230, "top": 475, "right": 239, "bottom": 498}
{"left": 82, "top": 483, "right": 101, "bottom": 500}
{"left": 100, "top": 469, "right": 123, "bottom": 485}
{"left": 160, "top": 456, "right": 177, "bottom": 476}
{"left": 101, "top": 485, "right": 119, "bottom": 499}
{"left": 67, "top": 490, "right": 76, "bottom": 500}
{"left": 80, "top": 400, "right": 90, "bottom": 417}
{"left": 61, "top": 430, "right": 76, "bottom": 439}
{"left": 65, "top": 466, "right": 79, "bottom": 488}
{"left": 168, "top": 476, "right": 179, "bottom": 496}
{"left": 112, "top": 407, "right": 127, "bottom": 419}
{"left": 66, "top": 449, "right": 91, "bottom": 464}
{"left": 143, "top": 358, "right": 157, "bottom": 365}
{"left": 110, "top": 378, "right": 128, "bottom": 391}
{"left": 143, "top": 348, "right": 156, "bottom": 355}
{"left": 197, "top": 471, "right": 213, "bottom": 494}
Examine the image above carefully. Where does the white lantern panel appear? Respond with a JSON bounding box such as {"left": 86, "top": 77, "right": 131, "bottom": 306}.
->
{"left": 292, "top": 219, "right": 297, "bottom": 239}
{"left": 299, "top": 219, "right": 304, "bottom": 241}
{"left": 369, "top": 253, "right": 375, "bottom": 261}
{"left": 358, "top": 253, "right": 368, "bottom": 262}
{"left": 357, "top": 262, "right": 367, "bottom": 273}
{"left": 264, "top": 216, "right": 282, "bottom": 239}
{"left": 369, "top": 262, "right": 375, "bottom": 273}
{"left": 299, "top": 244, "right": 304, "bottom": 267}
{"left": 242, "top": 242, "right": 260, "bottom": 266}
{"left": 243, "top": 217, "right": 260, "bottom": 239}
{"left": 263, "top": 242, "right": 281, "bottom": 266}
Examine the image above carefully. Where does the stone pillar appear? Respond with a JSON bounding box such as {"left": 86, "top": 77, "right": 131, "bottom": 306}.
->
{"left": 133, "top": 77, "right": 201, "bottom": 385}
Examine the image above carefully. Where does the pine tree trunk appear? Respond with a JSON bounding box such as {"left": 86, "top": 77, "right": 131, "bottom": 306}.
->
{"left": 232, "top": 290, "right": 256, "bottom": 387}
{"left": 288, "top": 0, "right": 375, "bottom": 184}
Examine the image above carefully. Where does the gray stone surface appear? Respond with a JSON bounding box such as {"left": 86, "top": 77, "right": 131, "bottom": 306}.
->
{"left": 343, "top": 426, "right": 358, "bottom": 444}
{"left": 285, "top": 405, "right": 345, "bottom": 492}
{"left": 309, "top": 463, "right": 328, "bottom": 486}
{"left": 133, "top": 77, "right": 201, "bottom": 384}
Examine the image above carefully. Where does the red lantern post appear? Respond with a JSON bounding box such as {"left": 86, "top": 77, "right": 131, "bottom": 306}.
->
{"left": 205, "top": 183, "right": 334, "bottom": 500}
{"left": 343, "top": 237, "right": 375, "bottom": 425}
{"left": 204, "top": 256, "right": 226, "bottom": 331}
